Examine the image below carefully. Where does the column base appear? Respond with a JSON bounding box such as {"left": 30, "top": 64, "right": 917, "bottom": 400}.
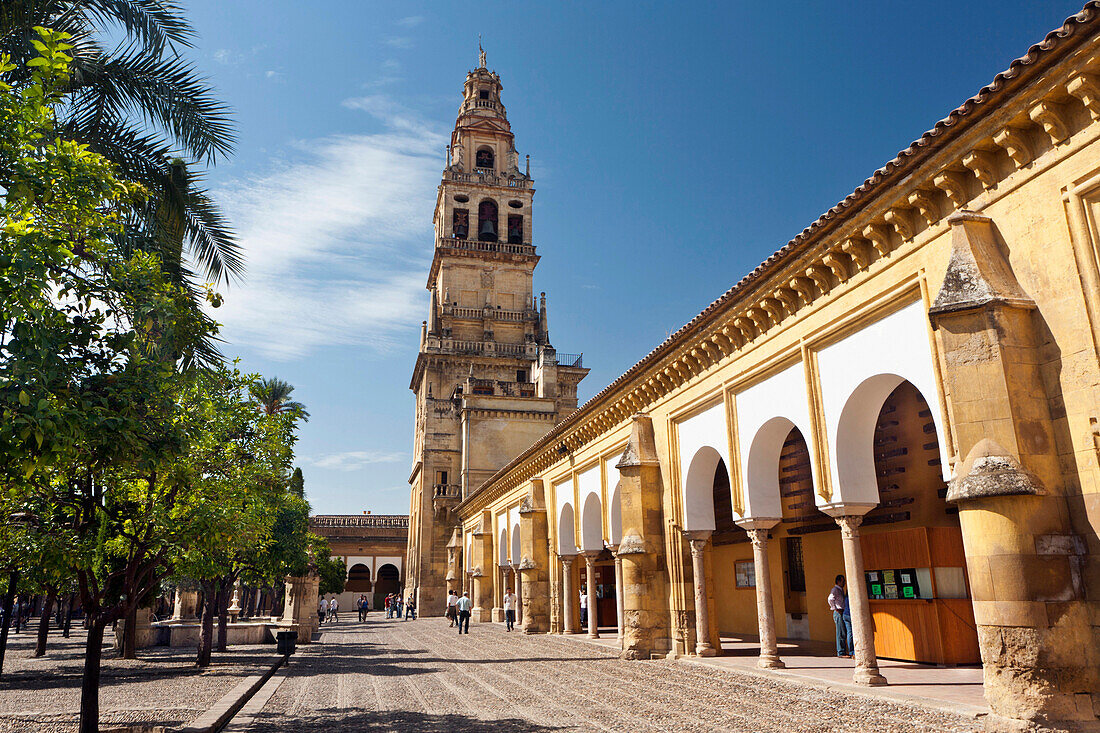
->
{"left": 853, "top": 666, "right": 888, "bottom": 686}
{"left": 695, "top": 645, "right": 717, "bottom": 657}
{"left": 588, "top": 631, "right": 600, "bottom": 639}
{"left": 757, "top": 655, "right": 785, "bottom": 669}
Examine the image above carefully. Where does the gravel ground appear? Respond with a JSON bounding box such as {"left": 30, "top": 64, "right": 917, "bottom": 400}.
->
{"left": 249, "top": 616, "right": 984, "bottom": 733}
{"left": 0, "top": 620, "right": 277, "bottom": 732}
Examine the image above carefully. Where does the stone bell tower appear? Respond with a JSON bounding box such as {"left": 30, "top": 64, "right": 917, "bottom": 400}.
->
{"left": 405, "top": 47, "right": 589, "bottom": 615}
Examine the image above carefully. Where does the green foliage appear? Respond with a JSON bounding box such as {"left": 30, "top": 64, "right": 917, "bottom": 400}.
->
{"left": 251, "top": 377, "right": 310, "bottom": 421}
{"left": 314, "top": 539, "right": 346, "bottom": 597}
{"left": 0, "top": 1, "right": 242, "bottom": 286}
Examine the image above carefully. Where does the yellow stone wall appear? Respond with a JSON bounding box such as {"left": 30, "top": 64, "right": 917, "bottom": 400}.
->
{"left": 454, "top": 20, "right": 1100, "bottom": 725}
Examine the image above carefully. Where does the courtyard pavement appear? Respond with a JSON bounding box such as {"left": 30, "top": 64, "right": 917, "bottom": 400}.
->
{"left": 0, "top": 622, "right": 276, "bottom": 732}
{"left": 244, "top": 616, "right": 985, "bottom": 732}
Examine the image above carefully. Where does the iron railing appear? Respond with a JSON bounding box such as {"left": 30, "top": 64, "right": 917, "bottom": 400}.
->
{"left": 557, "top": 353, "right": 584, "bottom": 368}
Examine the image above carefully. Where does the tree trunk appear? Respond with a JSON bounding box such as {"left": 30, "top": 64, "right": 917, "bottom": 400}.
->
{"left": 34, "top": 588, "right": 57, "bottom": 657}
{"left": 121, "top": 604, "right": 137, "bottom": 659}
{"left": 216, "top": 577, "right": 230, "bottom": 653}
{"left": 63, "top": 593, "right": 74, "bottom": 638}
{"left": 196, "top": 585, "right": 216, "bottom": 668}
{"left": 78, "top": 616, "right": 108, "bottom": 733}
{"left": 0, "top": 570, "right": 19, "bottom": 676}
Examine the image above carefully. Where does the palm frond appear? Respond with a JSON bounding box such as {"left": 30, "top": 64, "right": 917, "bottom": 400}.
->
{"left": 67, "top": 40, "right": 235, "bottom": 163}
{"left": 82, "top": 0, "right": 193, "bottom": 52}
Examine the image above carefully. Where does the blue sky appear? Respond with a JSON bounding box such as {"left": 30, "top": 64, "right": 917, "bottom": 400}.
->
{"left": 185, "top": 1, "right": 1083, "bottom": 516}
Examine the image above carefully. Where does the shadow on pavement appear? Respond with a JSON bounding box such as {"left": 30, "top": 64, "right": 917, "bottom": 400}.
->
{"left": 249, "top": 709, "right": 568, "bottom": 732}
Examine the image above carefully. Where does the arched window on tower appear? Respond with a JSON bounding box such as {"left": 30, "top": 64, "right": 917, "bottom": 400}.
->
{"left": 452, "top": 208, "right": 469, "bottom": 240}
{"left": 478, "top": 200, "right": 498, "bottom": 242}
{"left": 475, "top": 147, "right": 494, "bottom": 172}
{"left": 507, "top": 214, "right": 523, "bottom": 244}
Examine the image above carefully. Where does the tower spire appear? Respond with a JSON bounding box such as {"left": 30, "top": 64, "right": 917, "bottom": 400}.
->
{"left": 478, "top": 36, "right": 486, "bottom": 69}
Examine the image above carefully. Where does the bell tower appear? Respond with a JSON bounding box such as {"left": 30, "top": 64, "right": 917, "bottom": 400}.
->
{"left": 406, "top": 48, "right": 589, "bottom": 615}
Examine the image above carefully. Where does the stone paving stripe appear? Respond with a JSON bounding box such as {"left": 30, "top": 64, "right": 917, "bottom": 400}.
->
{"left": 177, "top": 656, "right": 284, "bottom": 733}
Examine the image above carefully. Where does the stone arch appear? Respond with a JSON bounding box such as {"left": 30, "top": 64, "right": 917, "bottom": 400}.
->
{"left": 580, "top": 491, "right": 603, "bottom": 552}
{"left": 346, "top": 563, "right": 371, "bottom": 593}
{"left": 744, "top": 416, "right": 799, "bottom": 520}
{"left": 374, "top": 563, "right": 400, "bottom": 605}
{"left": 683, "top": 445, "right": 723, "bottom": 531}
{"left": 511, "top": 522, "right": 520, "bottom": 564}
{"left": 834, "top": 373, "right": 910, "bottom": 507}
{"left": 557, "top": 502, "right": 577, "bottom": 555}
{"left": 499, "top": 526, "right": 508, "bottom": 566}
{"left": 608, "top": 481, "right": 622, "bottom": 545}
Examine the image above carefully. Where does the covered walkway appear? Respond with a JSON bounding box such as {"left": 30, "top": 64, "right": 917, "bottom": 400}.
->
{"left": 576, "top": 632, "right": 987, "bottom": 718}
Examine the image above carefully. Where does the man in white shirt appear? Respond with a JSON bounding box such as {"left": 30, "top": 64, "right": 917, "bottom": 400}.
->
{"left": 327, "top": 595, "right": 339, "bottom": 623}
{"left": 828, "top": 574, "right": 852, "bottom": 658}
{"left": 317, "top": 596, "right": 328, "bottom": 625}
{"left": 579, "top": 587, "right": 588, "bottom": 629}
{"left": 455, "top": 591, "right": 472, "bottom": 634}
{"left": 502, "top": 588, "right": 517, "bottom": 631}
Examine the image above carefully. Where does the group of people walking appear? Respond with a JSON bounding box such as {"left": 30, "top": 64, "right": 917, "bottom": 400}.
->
{"left": 316, "top": 591, "right": 420, "bottom": 625}
{"left": 445, "top": 587, "right": 518, "bottom": 633}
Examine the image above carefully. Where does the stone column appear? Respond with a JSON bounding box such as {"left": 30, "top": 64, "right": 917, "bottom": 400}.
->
{"left": 608, "top": 545, "right": 625, "bottom": 642}
{"left": 929, "top": 211, "right": 1098, "bottom": 728}
{"left": 741, "top": 524, "right": 783, "bottom": 669}
{"left": 615, "top": 413, "right": 671, "bottom": 659}
{"left": 471, "top": 512, "right": 494, "bottom": 623}
{"left": 583, "top": 551, "right": 600, "bottom": 638}
{"left": 172, "top": 590, "right": 199, "bottom": 621}
{"left": 519, "top": 481, "right": 551, "bottom": 634}
{"left": 561, "top": 555, "right": 577, "bottom": 633}
{"left": 280, "top": 573, "right": 320, "bottom": 642}
{"left": 685, "top": 531, "right": 716, "bottom": 656}
{"left": 833, "top": 515, "right": 885, "bottom": 686}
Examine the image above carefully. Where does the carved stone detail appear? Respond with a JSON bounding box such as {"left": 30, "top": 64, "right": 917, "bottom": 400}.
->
{"left": 1068, "top": 73, "right": 1100, "bottom": 120}
{"left": 934, "top": 169, "right": 971, "bottom": 209}
{"left": 861, "top": 223, "right": 892, "bottom": 257}
{"left": 907, "top": 189, "right": 940, "bottom": 225}
{"left": 822, "top": 251, "right": 851, "bottom": 283}
{"left": 1029, "top": 100, "right": 1069, "bottom": 144}
{"left": 993, "top": 126, "right": 1033, "bottom": 168}
{"left": 962, "top": 150, "right": 998, "bottom": 190}
{"left": 884, "top": 208, "right": 913, "bottom": 241}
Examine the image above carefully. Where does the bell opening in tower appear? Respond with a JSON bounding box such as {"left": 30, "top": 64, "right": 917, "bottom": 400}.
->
{"left": 476, "top": 147, "right": 494, "bottom": 172}
{"left": 478, "top": 200, "right": 498, "bottom": 242}
{"left": 508, "top": 215, "right": 523, "bottom": 244}
{"left": 453, "top": 208, "right": 469, "bottom": 240}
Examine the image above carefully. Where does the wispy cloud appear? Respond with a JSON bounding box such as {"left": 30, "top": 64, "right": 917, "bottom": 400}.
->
{"left": 307, "top": 450, "right": 406, "bottom": 472}
{"left": 396, "top": 16, "right": 424, "bottom": 27}
{"left": 384, "top": 37, "right": 414, "bottom": 49}
{"left": 211, "top": 96, "right": 446, "bottom": 360}
{"left": 213, "top": 48, "right": 240, "bottom": 65}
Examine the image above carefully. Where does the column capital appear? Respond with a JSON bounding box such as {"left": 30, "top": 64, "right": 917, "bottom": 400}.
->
{"left": 744, "top": 527, "right": 770, "bottom": 548}
{"left": 582, "top": 550, "right": 601, "bottom": 565}
{"left": 560, "top": 554, "right": 576, "bottom": 568}
{"left": 684, "top": 529, "right": 711, "bottom": 555}
{"left": 606, "top": 543, "right": 620, "bottom": 555}
{"left": 833, "top": 514, "right": 864, "bottom": 538}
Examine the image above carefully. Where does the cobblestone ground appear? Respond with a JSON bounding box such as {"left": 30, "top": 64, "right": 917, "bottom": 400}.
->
{"left": 251, "top": 616, "right": 983, "bottom": 733}
{"left": 0, "top": 622, "right": 275, "bottom": 732}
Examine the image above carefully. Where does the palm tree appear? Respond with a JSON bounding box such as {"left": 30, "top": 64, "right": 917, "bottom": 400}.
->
{"left": 0, "top": 0, "right": 242, "bottom": 285}
{"left": 252, "top": 378, "right": 310, "bottom": 421}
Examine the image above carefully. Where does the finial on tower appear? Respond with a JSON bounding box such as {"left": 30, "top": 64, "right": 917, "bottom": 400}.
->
{"left": 478, "top": 36, "right": 486, "bottom": 69}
